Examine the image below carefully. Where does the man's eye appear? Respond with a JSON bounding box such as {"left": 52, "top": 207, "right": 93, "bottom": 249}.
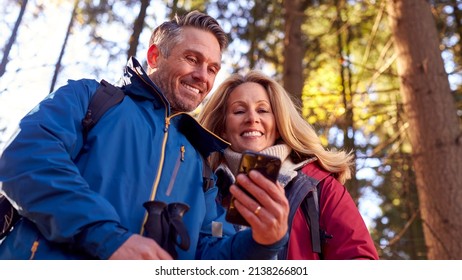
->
{"left": 208, "top": 67, "right": 218, "bottom": 75}
{"left": 187, "top": 56, "right": 197, "bottom": 63}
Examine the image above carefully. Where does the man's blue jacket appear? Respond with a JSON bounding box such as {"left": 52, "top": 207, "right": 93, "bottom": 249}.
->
{"left": 0, "top": 57, "right": 286, "bottom": 259}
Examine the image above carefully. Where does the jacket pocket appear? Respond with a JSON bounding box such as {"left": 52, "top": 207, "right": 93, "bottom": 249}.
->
{"left": 165, "top": 145, "right": 185, "bottom": 196}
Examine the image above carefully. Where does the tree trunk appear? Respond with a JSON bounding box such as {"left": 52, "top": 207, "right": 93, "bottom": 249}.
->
{"left": 0, "top": 0, "right": 28, "bottom": 78}
{"left": 50, "top": 0, "right": 79, "bottom": 93}
{"left": 248, "top": 7, "right": 258, "bottom": 69}
{"left": 283, "top": 0, "right": 309, "bottom": 100}
{"left": 333, "top": 0, "right": 359, "bottom": 203}
{"left": 387, "top": 0, "right": 462, "bottom": 259}
{"left": 127, "top": 0, "right": 150, "bottom": 59}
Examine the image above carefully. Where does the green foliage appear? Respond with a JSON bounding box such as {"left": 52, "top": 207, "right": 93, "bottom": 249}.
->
{"left": 431, "top": 0, "right": 462, "bottom": 123}
{"left": 209, "top": 0, "right": 285, "bottom": 71}
{"left": 370, "top": 154, "right": 427, "bottom": 259}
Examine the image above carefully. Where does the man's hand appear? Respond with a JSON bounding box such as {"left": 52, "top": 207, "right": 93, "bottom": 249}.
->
{"left": 230, "top": 170, "right": 289, "bottom": 245}
{"left": 108, "top": 234, "right": 173, "bottom": 260}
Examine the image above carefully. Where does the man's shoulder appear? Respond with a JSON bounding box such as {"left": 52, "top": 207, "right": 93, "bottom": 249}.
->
{"left": 65, "top": 78, "right": 101, "bottom": 93}
{"left": 50, "top": 79, "right": 101, "bottom": 101}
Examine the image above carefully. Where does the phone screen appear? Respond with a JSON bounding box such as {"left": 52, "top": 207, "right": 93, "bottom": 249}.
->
{"left": 225, "top": 151, "right": 281, "bottom": 226}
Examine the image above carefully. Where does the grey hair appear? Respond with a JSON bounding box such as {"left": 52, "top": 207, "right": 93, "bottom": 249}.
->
{"left": 149, "top": 10, "right": 228, "bottom": 57}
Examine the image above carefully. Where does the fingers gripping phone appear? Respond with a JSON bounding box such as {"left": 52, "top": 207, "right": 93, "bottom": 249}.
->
{"left": 225, "top": 151, "right": 282, "bottom": 226}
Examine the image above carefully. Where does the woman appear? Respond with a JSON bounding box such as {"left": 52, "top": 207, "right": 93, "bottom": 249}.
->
{"left": 198, "top": 70, "right": 379, "bottom": 260}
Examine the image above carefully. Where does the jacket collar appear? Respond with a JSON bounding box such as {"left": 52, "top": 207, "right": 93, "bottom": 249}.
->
{"left": 121, "top": 56, "right": 171, "bottom": 114}
{"left": 121, "top": 56, "right": 229, "bottom": 157}
{"left": 177, "top": 114, "right": 229, "bottom": 157}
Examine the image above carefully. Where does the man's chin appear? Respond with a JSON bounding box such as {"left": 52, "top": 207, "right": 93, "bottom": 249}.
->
{"left": 172, "top": 91, "right": 206, "bottom": 111}
{"left": 171, "top": 101, "right": 199, "bottom": 113}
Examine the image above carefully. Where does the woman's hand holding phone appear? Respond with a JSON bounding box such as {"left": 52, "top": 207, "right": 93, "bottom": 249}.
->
{"left": 226, "top": 151, "right": 289, "bottom": 245}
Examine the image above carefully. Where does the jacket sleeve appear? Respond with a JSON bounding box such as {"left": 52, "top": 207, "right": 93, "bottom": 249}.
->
{"left": 197, "top": 229, "right": 288, "bottom": 260}
{"left": 195, "top": 182, "right": 288, "bottom": 259}
{"left": 319, "top": 176, "right": 379, "bottom": 259}
{"left": 0, "top": 79, "right": 130, "bottom": 259}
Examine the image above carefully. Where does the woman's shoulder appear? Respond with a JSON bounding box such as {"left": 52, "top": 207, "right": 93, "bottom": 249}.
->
{"left": 299, "top": 160, "right": 331, "bottom": 182}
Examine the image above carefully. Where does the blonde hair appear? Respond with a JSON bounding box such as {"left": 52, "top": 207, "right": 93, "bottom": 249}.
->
{"left": 198, "top": 70, "right": 353, "bottom": 184}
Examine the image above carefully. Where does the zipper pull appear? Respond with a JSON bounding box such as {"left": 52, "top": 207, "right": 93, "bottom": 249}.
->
{"left": 29, "top": 239, "right": 39, "bottom": 260}
{"left": 164, "top": 118, "right": 170, "bottom": 132}
{"left": 181, "top": 146, "right": 185, "bottom": 161}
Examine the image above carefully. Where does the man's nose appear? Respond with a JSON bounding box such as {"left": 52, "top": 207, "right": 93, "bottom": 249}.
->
{"left": 192, "top": 64, "right": 208, "bottom": 82}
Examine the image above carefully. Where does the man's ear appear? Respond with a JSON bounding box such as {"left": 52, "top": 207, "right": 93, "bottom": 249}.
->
{"left": 147, "top": 44, "right": 160, "bottom": 69}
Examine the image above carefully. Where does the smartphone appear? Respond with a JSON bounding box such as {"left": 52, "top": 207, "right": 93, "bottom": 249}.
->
{"left": 225, "top": 151, "right": 282, "bottom": 226}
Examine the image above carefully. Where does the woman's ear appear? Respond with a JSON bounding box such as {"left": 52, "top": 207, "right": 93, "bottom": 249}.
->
{"left": 147, "top": 44, "right": 160, "bottom": 69}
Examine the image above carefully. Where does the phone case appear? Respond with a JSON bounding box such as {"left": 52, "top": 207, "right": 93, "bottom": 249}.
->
{"left": 225, "top": 151, "right": 281, "bottom": 226}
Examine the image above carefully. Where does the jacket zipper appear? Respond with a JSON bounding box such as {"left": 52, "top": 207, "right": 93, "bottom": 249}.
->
{"left": 132, "top": 70, "right": 171, "bottom": 235}
{"left": 139, "top": 116, "right": 170, "bottom": 235}
{"left": 149, "top": 116, "right": 171, "bottom": 202}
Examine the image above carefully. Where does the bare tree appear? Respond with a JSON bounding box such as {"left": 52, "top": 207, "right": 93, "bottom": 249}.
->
{"left": 50, "top": 0, "right": 79, "bottom": 93}
{"left": 0, "top": 0, "right": 28, "bottom": 78}
{"left": 387, "top": 0, "right": 462, "bottom": 259}
{"left": 127, "top": 0, "right": 150, "bottom": 59}
{"left": 282, "top": 0, "right": 310, "bottom": 100}
{"left": 332, "top": 0, "right": 359, "bottom": 203}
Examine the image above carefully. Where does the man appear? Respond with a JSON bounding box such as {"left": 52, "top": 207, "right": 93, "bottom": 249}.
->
{"left": 0, "top": 11, "right": 288, "bottom": 260}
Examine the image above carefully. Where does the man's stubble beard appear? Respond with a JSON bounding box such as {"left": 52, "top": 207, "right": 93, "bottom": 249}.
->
{"left": 149, "top": 71, "right": 198, "bottom": 113}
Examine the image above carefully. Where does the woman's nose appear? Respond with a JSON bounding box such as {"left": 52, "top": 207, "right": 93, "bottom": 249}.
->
{"left": 246, "top": 111, "right": 260, "bottom": 123}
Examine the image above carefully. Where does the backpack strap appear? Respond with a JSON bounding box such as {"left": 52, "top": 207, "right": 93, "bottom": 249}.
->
{"left": 82, "top": 79, "right": 125, "bottom": 140}
{"left": 299, "top": 163, "right": 332, "bottom": 255}
{"left": 301, "top": 183, "right": 322, "bottom": 253}
{"left": 279, "top": 170, "right": 317, "bottom": 259}
{"left": 278, "top": 161, "right": 331, "bottom": 259}
{"left": 201, "top": 155, "right": 215, "bottom": 192}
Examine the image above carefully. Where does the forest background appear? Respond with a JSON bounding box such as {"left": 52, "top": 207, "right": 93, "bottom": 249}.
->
{"left": 1, "top": 0, "right": 462, "bottom": 260}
